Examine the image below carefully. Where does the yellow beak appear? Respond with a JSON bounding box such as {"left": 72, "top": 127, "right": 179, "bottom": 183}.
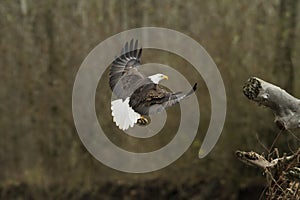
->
{"left": 163, "top": 75, "right": 169, "bottom": 80}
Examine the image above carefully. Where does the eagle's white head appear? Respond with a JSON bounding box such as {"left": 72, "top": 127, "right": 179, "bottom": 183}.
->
{"left": 148, "top": 73, "right": 168, "bottom": 84}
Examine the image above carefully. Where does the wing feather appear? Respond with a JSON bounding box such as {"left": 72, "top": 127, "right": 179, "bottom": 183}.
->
{"left": 129, "top": 83, "right": 197, "bottom": 115}
{"left": 129, "top": 39, "right": 134, "bottom": 58}
{"left": 109, "top": 39, "right": 146, "bottom": 98}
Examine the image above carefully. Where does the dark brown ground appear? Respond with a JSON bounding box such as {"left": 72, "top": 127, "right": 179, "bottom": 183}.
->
{"left": 0, "top": 179, "right": 265, "bottom": 200}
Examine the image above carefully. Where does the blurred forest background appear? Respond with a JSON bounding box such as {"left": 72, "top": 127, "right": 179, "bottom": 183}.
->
{"left": 1, "top": 0, "right": 300, "bottom": 199}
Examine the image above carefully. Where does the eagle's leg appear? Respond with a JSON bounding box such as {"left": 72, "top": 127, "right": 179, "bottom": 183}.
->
{"left": 137, "top": 115, "right": 151, "bottom": 126}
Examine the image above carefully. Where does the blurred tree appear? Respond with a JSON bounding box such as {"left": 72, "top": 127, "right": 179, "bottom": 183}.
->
{"left": 273, "top": 0, "right": 299, "bottom": 93}
{"left": 0, "top": 1, "right": 299, "bottom": 199}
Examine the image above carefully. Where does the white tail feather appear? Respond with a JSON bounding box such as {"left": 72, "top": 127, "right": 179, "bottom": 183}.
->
{"left": 111, "top": 97, "right": 141, "bottom": 130}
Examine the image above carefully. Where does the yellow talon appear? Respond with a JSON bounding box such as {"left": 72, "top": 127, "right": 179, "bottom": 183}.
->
{"left": 137, "top": 116, "right": 151, "bottom": 126}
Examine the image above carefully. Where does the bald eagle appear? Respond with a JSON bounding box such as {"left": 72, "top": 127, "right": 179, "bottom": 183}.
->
{"left": 109, "top": 39, "right": 197, "bottom": 130}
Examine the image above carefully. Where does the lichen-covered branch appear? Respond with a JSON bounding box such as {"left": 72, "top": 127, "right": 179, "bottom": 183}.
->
{"left": 243, "top": 77, "right": 300, "bottom": 130}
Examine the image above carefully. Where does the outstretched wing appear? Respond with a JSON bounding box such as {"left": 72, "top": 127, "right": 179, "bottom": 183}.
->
{"left": 109, "top": 39, "right": 146, "bottom": 99}
{"left": 130, "top": 83, "right": 197, "bottom": 115}
{"left": 160, "top": 83, "right": 197, "bottom": 110}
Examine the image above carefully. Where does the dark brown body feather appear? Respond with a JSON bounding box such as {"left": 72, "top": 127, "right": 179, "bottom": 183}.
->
{"left": 129, "top": 82, "right": 197, "bottom": 115}
{"left": 109, "top": 39, "right": 197, "bottom": 116}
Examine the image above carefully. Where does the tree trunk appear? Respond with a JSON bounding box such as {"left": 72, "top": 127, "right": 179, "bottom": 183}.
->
{"left": 273, "top": 0, "right": 299, "bottom": 93}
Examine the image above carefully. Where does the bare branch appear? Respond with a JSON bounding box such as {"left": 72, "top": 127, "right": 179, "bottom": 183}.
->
{"left": 243, "top": 77, "right": 300, "bottom": 130}
{"left": 236, "top": 149, "right": 300, "bottom": 198}
{"left": 235, "top": 149, "right": 299, "bottom": 169}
